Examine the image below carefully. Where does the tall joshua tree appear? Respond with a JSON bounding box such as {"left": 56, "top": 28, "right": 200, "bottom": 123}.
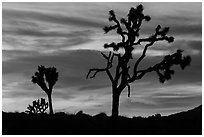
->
{"left": 32, "top": 65, "right": 58, "bottom": 115}
{"left": 87, "top": 4, "right": 191, "bottom": 118}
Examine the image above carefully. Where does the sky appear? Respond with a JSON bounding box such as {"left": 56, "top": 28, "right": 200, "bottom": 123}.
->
{"left": 2, "top": 2, "right": 202, "bottom": 117}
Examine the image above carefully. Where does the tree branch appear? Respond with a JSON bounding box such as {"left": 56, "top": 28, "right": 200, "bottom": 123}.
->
{"left": 114, "top": 53, "right": 122, "bottom": 82}
{"left": 128, "top": 49, "right": 191, "bottom": 83}
{"left": 86, "top": 51, "right": 115, "bottom": 83}
{"left": 86, "top": 68, "right": 106, "bottom": 79}
{"left": 108, "top": 10, "right": 127, "bottom": 43}
{"left": 127, "top": 84, "right": 130, "bottom": 97}
{"left": 129, "top": 25, "right": 175, "bottom": 82}
{"left": 106, "top": 69, "right": 114, "bottom": 83}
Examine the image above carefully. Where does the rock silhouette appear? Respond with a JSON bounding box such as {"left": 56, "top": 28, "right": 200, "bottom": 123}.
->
{"left": 87, "top": 4, "right": 191, "bottom": 118}
{"left": 32, "top": 65, "right": 58, "bottom": 115}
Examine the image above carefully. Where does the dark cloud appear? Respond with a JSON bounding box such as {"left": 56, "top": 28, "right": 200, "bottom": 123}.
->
{"left": 3, "top": 83, "right": 76, "bottom": 100}
{"left": 3, "top": 28, "right": 93, "bottom": 38}
{"left": 121, "top": 93, "right": 201, "bottom": 109}
{"left": 57, "top": 75, "right": 90, "bottom": 89}
{"left": 3, "top": 47, "right": 201, "bottom": 98}
{"left": 170, "top": 24, "right": 201, "bottom": 37}
{"left": 3, "top": 90, "right": 44, "bottom": 99}
{"left": 150, "top": 40, "right": 202, "bottom": 53}
{"left": 3, "top": 50, "right": 39, "bottom": 60}
{"left": 3, "top": 29, "right": 94, "bottom": 50}
{"left": 53, "top": 93, "right": 76, "bottom": 100}
{"left": 184, "top": 40, "right": 202, "bottom": 52}
{"left": 2, "top": 75, "right": 79, "bottom": 100}
{"left": 121, "top": 99, "right": 157, "bottom": 109}
{"left": 153, "top": 95, "right": 202, "bottom": 108}
{"left": 3, "top": 50, "right": 109, "bottom": 91}
{"left": 36, "top": 37, "right": 93, "bottom": 49}
{"left": 78, "top": 84, "right": 110, "bottom": 91}
{"left": 3, "top": 9, "right": 103, "bottom": 28}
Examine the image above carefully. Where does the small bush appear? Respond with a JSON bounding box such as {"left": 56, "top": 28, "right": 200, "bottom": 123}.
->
{"left": 25, "top": 98, "right": 48, "bottom": 114}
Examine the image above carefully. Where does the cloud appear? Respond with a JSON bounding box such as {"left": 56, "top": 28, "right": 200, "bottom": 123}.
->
{"left": 2, "top": 50, "right": 110, "bottom": 92}
{"left": 119, "top": 83, "right": 201, "bottom": 115}
{"left": 3, "top": 46, "right": 201, "bottom": 91}
{"left": 3, "top": 88, "right": 44, "bottom": 99}
{"left": 78, "top": 84, "right": 110, "bottom": 91}
{"left": 149, "top": 39, "right": 201, "bottom": 53}
{"left": 139, "top": 15, "right": 201, "bottom": 39}
{"left": 3, "top": 6, "right": 101, "bottom": 53}
{"left": 3, "top": 28, "right": 93, "bottom": 38}
{"left": 3, "top": 29, "right": 94, "bottom": 52}
{"left": 3, "top": 8, "right": 103, "bottom": 28}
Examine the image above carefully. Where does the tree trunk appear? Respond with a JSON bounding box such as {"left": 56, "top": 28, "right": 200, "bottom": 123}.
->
{"left": 112, "top": 91, "right": 120, "bottom": 118}
{"left": 48, "top": 93, "right": 54, "bottom": 115}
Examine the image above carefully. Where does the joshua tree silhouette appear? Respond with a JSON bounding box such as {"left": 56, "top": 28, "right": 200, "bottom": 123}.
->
{"left": 87, "top": 4, "right": 191, "bottom": 118}
{"left": 32, "top": 65, "right": 58, "bottom": 115}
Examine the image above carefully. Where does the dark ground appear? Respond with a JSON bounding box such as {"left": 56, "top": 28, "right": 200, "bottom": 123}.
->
{"left": 2, "top": 105, "right": 202, "bottom": 135}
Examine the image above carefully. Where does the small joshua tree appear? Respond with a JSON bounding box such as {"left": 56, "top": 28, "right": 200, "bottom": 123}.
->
{"left": 87, "top": 4, "right": 191, "bottom": 118}
{"left": 32, "top": 65, "right": 58, "bottom": 115}
{"left": 25, "top": 98, "right": 48, "bottom": 114}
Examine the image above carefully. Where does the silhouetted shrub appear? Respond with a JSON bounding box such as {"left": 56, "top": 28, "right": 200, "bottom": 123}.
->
{"left": 25, "top": 98, "right": 48, "bottom": 114}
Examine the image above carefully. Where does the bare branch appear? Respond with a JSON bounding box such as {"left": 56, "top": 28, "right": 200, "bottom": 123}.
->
{"left": 120, "top": 18, "right": 131, "bottom": 32}
{"left": 133, "top": 25, "right": 174, "bottom": 46}
{"left": 101, "top": 52, "right": 109, "bottom": 60}
{"left": 130, "top": 43, "right": 150, "bottom": 81}
{"left": 86, "top": 68, "right": 107, "bottom": 79}
{"left": 86, "top": 66, "right": 114, "bottom": 83}
{"left": 114, "top": 53, "right": 122, "bottom": 83}
{"left": 106, "top": 69, "right": 114, "bottom": 83}
{"left": 86, "top": 51, "right": 116, "bottom": 83}
{"left": 103, "top": 25, "right": 118, "bottom": 33}
{"left": 135, "top": 67, "right": 153, "bottom": 80}
{"left": 130, "top": 25, "right": 175, "bottom": 82}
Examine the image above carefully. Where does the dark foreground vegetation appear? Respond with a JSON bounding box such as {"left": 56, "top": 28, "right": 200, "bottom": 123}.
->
{"left": 3, "top": 105, "right": 201, "bottom": 135}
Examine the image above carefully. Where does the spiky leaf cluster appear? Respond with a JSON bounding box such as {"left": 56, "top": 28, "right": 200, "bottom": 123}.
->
{"left": 155, "top": 50, "right": 191, "bottom": 83}
{"left": 32, "top": 65, "right": 58, "bottom": 94}
{"left": 155, "top": 25, "right": 174, "bottom": 43}
{"left": 127, "top": 5, "right": 151, "bottom": 30}
{"left": 103, "top": 4, "right": 153, "bottom": 52}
